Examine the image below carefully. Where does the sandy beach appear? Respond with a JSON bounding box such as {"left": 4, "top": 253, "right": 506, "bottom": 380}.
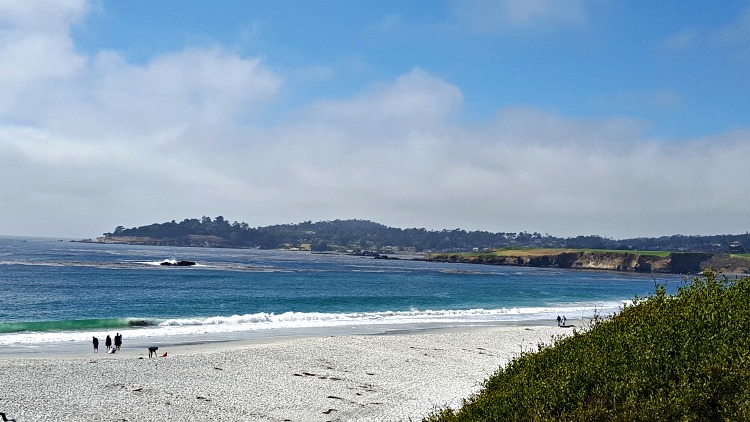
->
{"left": 0, "top": 325, "right": 567, "bottom": 421}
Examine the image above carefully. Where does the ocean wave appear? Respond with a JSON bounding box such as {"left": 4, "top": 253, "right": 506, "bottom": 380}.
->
{"left": 0, "top": 260, "right": 70, "bottom": 267}
{"left": 158, "top": 304, "right": 623, "bottom": 328}
{"left": 0, "top": 318, "right": 161, "bottom": 334}
{"left": 0, "top": 303, "right": 627, "bottom": 346}
{"left": 0, "top": 258, "right": 342, "bottom": 273}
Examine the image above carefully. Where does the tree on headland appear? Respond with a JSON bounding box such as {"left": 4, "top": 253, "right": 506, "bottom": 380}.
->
{"left": 105, "top": 226, "right": 125, "bottom": 237}
{"left": 101, "top": 217, "right": 750, "bottom": 254}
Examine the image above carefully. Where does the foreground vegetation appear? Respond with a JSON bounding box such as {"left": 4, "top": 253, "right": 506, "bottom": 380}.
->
{"left": 426, "top": 271, "right": 750, "bottom": 421}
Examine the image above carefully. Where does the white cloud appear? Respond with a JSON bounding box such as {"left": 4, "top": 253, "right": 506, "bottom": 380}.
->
{"left": 3, "top": 61, "right": 750, "bottom": 238}
{"left": 189, "top": 96, "right": 750, "bottom": 238}
{"left": 1, "top": 1, "right": 749, "bottom": 240}
{"left": 451, "top": 0, "right": 589, "bottom": 33}
{"left": 290, "top": 69, "right": 462, "bottom": 142}
{"left": 716, "top": 6, "right": 750, "bottom": 45}
{"left": 10, "top": 46, "right": 281, "bottom": 142}
{"left": 660, "top": 5, "right": 750, "bottom": 53}
{"left": 84, "top": 47, "right": 280, "bottom": 134}
{"left": 0, "top": 0, "right": 88, "bottom": 112}
{"left": 588, "top": 89, "right": 685, "bottom": 112}
{"left": 0, "top": 2, "right": 280, "bottom": 137}
{"left": 659, "top": 29, "right": 701, "bottom": 51}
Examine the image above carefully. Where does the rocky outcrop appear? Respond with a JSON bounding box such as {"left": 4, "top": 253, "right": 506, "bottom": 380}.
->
{"left": 160, "top": 260, "right": 196, "bottom": 266}
{"left": 426, "top": 251, "right": 713, "bottom": 274}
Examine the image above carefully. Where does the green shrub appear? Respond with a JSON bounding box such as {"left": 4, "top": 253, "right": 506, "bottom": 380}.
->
{"left": 426, "top": 272, "right": 750, "bottom": 421}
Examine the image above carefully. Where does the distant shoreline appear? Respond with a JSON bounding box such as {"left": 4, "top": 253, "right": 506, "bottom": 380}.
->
{"left": 75, "top": 236, "right": 750, "bottom": 275}
{"left": 0, "top": 318, "right": 560, "bottom": 358}
{"left": 425, "top": 250, "right": 708, "bottom": 275}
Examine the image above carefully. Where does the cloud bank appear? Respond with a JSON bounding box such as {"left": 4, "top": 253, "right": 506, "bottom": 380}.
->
{"left": 1, "top": 1, "right": 748, "bottom": 239}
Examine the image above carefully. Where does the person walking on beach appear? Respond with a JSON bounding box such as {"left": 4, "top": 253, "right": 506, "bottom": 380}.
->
{"left": 114, "top": 333, "right": 122, "bottom": 351}
{"left": 562, "top": 316, "right": 567, "bottom": 326}
{"left": 92, "top": 336, "right": 99, "bottom": 353}
{"left": 556, "top": 315, "right": 561, "bottom": 326}
{"left": 105, "top": 335, "right": 112, "bottom": 351}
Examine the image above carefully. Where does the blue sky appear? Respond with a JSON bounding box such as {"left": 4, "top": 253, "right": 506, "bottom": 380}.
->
{"left": 1, "top": 1, "right": 749, "bottom": 239}
{"left": 72, "top": 1, "right": 750, "bottom": 137}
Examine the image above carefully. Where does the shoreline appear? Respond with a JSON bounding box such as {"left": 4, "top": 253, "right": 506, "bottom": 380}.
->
{"left": 0, "top": 318, "right": 565, "bottom": 358}
{"left": 74, "top": 236, "right": 750, "bottom": 275}
{"left": 0, "top": 325, "right": 569, "bottom": 421}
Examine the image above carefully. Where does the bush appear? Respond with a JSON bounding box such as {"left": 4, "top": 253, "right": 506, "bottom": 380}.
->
{"left": 426, "top": 271, "right": 750, "bottom": 421}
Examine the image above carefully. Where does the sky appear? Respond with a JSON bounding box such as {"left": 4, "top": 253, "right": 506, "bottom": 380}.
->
{"left": 1, "top": 0, "right": 749, "bottom": 240}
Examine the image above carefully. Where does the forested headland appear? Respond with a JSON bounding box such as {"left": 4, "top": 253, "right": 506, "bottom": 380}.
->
{"left": 93, "top": 216, "right": 748, "bottom": 255}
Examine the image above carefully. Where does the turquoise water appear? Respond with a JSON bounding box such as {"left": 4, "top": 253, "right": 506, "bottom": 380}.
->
{"left": 0, "top": 237, "right": 680, "bottom": 348}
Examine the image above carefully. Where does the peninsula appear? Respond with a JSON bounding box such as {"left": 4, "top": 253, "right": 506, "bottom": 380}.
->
{"left": 84, "top": 216, "right": 750, "bottom": 274}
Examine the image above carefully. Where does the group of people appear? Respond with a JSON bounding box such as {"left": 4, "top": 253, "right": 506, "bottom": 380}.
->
{"left": 92, "top": 333, "right": 122, "bottom": 353}
{"left": 556, "top": 315, "right": 567, "bottom": 327}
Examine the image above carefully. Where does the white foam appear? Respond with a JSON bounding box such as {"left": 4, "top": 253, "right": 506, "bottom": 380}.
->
{"left": 0, "top": 303, "right": 628, "bottom": 347}
{"left": 138, "top": 259, "right": 207, "bottom": 267}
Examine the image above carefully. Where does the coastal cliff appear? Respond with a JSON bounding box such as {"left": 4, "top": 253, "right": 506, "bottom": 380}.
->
{"left": 425, "top": 251, "right": 717, "bottom": 274}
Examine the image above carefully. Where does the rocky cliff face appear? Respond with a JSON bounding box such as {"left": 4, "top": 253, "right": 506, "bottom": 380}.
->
{"left": 428, "top": 251, "right": 713, "bottom": 274}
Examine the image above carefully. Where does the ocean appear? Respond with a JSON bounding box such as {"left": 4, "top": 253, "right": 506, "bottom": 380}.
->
{"left": 0, "top": 236, "right": 681, "bottom": 354}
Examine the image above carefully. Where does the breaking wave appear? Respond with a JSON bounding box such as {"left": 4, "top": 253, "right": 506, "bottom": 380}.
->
{"left": 0, "top": 318, "right": 160, "bottom": 334}
{"left": 0, "top": 302, "right": 626, "bottom": 346}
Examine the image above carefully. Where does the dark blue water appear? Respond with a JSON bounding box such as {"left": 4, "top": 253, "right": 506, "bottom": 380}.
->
{"left": 0, "top": 237, "right": 680, "bottom": 346}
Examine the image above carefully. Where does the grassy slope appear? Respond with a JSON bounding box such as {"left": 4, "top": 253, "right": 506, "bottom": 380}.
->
{"left": 425, "top": 272, "right": 750, "bottom": 421}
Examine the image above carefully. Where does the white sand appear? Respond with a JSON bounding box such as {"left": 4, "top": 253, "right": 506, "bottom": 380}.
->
{"left": 0, "top": 326, "right": 567, "bottom": 421}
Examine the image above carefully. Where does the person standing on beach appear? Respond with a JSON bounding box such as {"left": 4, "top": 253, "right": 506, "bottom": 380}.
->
{"left": 556, "top": 315, "right": 561, "bottom": 326}
{"left": 105, "top": 335, "right": 112, "bottom": 351}
{"left": 92, "top": 336, "right": 99, "bottom": 353}
{"left": 114, "top": 333, "right": 122, "bottom": 351}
